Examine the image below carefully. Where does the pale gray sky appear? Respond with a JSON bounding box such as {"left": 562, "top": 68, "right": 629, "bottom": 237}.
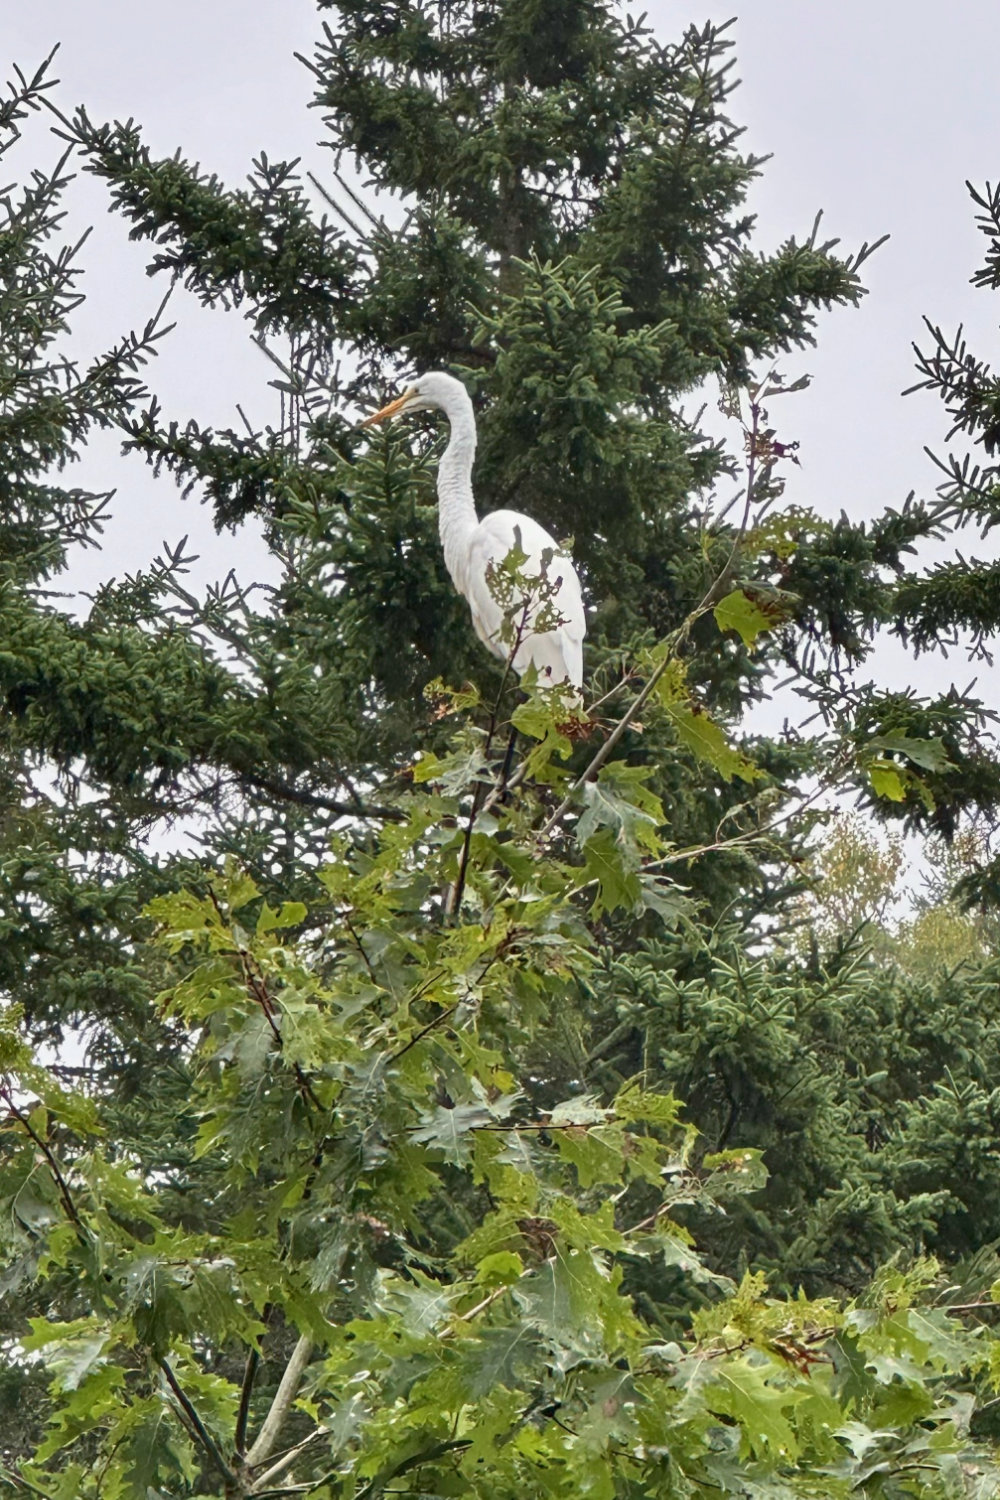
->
{"left": 5, "top": 2, "right": 1000, "bottom": 715}
{"left": 676, "top": 3, "right": 1000, "bottom": 715}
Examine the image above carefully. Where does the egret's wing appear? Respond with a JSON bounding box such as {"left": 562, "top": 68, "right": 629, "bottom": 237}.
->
{"left": 465, "top": 510, "right": 585, "bottom": 689}
{"left": 463, "top": 513, "right": 515, "bottom": 662}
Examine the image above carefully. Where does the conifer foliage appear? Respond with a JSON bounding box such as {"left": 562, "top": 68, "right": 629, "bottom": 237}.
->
{"left": 5, "top": 4, "right": 1000, "bottom": 1495}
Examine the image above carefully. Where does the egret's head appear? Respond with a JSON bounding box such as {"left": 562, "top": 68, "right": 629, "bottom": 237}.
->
{"left": 362, "top": 371, "right": 470, "bottom": 426}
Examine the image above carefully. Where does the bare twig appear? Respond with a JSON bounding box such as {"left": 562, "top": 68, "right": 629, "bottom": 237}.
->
{"left": 342, "top": 910, "right": 377, "bottom": 980}
{"left": 642, "top": 750, "right": 850, "bottom": 872}
{"left": 243, "top": 772, "right": 406, "bottom": 823}
{"left": 446, "top": 603, "right": 529, "bottom": 918}
{"left": 250, "top": 1423, "right": 331, "bottom": 1494}
{"left": 440, "top": 1282, "right": 511, "bottom": 1333}
{"left": 306, "top": 170, "right": 367, "bottom": 239}
{"left": 390, "top": 1003, "right": 460, "bottom": 1062}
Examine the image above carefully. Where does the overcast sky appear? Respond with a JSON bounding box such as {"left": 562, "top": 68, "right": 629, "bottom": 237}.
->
{"left": 5, "top": 1, "right": 1000, "bottom": 722}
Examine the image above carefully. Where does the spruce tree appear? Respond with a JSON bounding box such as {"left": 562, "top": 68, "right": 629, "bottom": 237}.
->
{"left": 21, "top": 9, "right": 890, "bottom": 896}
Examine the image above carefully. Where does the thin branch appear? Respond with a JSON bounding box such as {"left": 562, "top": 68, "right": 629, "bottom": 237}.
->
{"left": 642, "top": 751, "right": 851, "bottom": 872}
{"left": 1, "top": 1088, "right": 86, "bottom": 1242}
{"left": 354, "top": 1441, "right": 472, "bottom": 1500}
{"left": 235, "top": 1303, "right": 273, "bottom": 1458}
{"left": 390, "top": 1003, "right": 459, "bottom": 1062}
{"left": 208, "top": 887, "right": 323, "bottom": 1114}
{"left": 446, "top": 607, "right": 527, "bottom": 918}
{"left": 158, "top": 1358, "right": 234, "bottom": 1486}
{"left": 246, "top": 1334, "right": 315, "bottom": 1468}
{"left": 250, "top": 1423, "right": 331, "bottom": 1494}
{"left": 243, "top": 771, "right": 405, "bottom": 822}
{"left": 441, "top": 1242, "right": 560, "bottom": 1339}
{"left": 235, "top": 1346, "right": 261, "bottom": 1458}
{"left": 446, "top": 782, "right": 486, "bottom": 920}
{"left": 330, "top": 167, "right": 385, "bottom": 230}
{"left": 0, "top": 1464, "right": 54, "bottom": 1498}
{"left": 342, "top": 910, "right": 377, "bottom": 980}
{"left": 440, "top": 1282, "right": 511, "bottom": 1333}
{"left": 306, "top": 170, "right": 367, "bottom": 240}
{"left": 248, "top": 1488, "right": 313, "bottom": 1499}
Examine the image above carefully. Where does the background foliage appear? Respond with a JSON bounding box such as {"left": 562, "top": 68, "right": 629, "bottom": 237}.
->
{"left": 6, "top": 3, "right": 1000, "bottom": 1494}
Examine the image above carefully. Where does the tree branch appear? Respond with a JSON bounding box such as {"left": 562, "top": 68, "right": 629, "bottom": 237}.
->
{"left": 235, "top": 1303, "right": 273, "bottom": 1458}
{"left": 242, "top": 771, "right": 405, "bottom": 822}
{"left": 208, "top": 887, "right": 323, "bottom": 1114}
{"left": 250, "top": 1423, "right": 330, "bottom": 1494}
{"left": 246, "top": 1334, "right": 315, "bottom": 1469}
{"left": 1, "top": 1087, "right": 86, "bottom": 1243}
{"left": 235, "top": 1346, "right": 261, "bottom": 1460}
{"left": 159, "top": 1358, "right": 235, "bottom": 1486}
{"left": 446, "top": 603, "right": 527, "bottom": 918}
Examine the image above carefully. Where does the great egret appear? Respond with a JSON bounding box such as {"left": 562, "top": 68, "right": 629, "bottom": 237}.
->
{"left": 362, "top": 372, "right": 585, "bottom": 698}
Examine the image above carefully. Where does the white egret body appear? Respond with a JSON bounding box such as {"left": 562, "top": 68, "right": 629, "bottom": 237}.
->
{"left": 363, "top": 373, "right": 585, "bottom": 695}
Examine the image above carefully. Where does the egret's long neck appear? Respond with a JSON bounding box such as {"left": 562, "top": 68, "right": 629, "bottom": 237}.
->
{"left": 436, "top": 398, "right": 479, "bottom": 593}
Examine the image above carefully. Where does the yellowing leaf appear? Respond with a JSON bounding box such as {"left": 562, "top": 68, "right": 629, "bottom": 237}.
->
{"left": 475, "top": 1251, "right": 524, "bottom": 1286}
{"left": 868, "top": 758, "right": 906, "bottom": 801}
{"left": 714, "top": 589, "right": 773, "bottom": 649}
{"left": 256, "top": 901, "right": 308, "bottom": 934}
{"left": 666, "top": 703, "right": 761, "bottom": 783}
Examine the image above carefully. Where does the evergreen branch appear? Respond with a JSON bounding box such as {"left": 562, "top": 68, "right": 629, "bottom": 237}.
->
{"left": 243, "top": 771, "right": 405, "bottom": 822}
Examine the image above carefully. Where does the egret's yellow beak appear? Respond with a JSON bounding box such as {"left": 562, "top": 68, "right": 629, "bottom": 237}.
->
{"left": 361, "top": 386, "right": 418, "bottom": 426}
